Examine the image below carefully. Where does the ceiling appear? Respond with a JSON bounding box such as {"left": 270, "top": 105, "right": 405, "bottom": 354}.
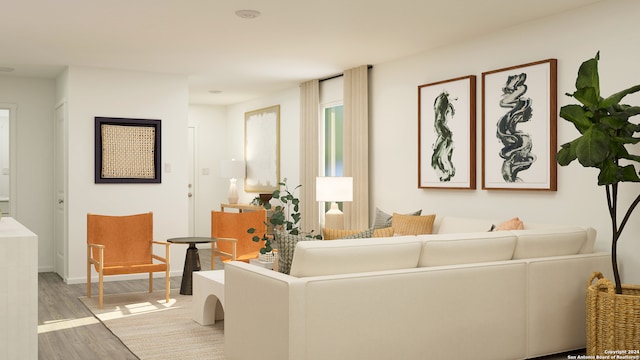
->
{"left": 0, "top": 0, "right": 602, "bottom": 105}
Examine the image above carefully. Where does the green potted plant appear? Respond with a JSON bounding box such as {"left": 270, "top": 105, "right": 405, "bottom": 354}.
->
{"left": 557, "top": 51, "right": 640, "bottom": 354}
{"left": 248, "top": 178, "right": 321, "bottom": 256}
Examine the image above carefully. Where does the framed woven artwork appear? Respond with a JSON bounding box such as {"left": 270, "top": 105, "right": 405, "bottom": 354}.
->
{"left": 94, "top": 117, "right": 161, "bottom": 183}
{"left": 481, "top": 59, "right": 557, "bottom": 191}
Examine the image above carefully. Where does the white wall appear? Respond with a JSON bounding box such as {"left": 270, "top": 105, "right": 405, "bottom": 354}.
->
{"left": 225, "top": 86, "right": 302, "bottom": 203}
{"left": 0, "top": 76, "right": 55, "bottom": 272}
{"left": 370, "top": 0, "right": 640, "bottom": 284}
{"left": 65, "top": 67, "right": 190, "bottom": 283}
{"left": 188, "top": 104, "right": 229, "bottom": 236}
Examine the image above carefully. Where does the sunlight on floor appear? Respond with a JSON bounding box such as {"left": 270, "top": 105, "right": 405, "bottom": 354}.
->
{"left": 38, "top": 316, "right": 100, "bottom": 334}
{"left": 97, "top": 298, "right": 179, "bottom": 320}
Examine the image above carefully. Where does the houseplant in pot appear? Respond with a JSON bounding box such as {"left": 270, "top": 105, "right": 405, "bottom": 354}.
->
{"left": 557, "top": 52, "right": 640, "bottom": 355}
{"left": 248, "top": 178, "right": 321, "bottom": 266}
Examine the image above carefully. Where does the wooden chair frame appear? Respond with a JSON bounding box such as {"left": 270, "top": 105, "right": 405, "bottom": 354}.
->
{"left": 211, "top": 237, "right": 237, "bottom": 269}
{"left": 86, "top": 212, "right": 171, "bottom": 309}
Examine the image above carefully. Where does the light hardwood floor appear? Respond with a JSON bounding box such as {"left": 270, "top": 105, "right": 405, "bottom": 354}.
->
{"left": 38, "top": 249, "right": 582, "bottom": 360}
{"left": 38, "top": 249, "right": 216, "bottom": 360}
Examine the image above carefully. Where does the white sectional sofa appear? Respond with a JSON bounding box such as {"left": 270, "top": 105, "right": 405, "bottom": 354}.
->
{"left": 223, "top": 216, "right": 612, "bottom": 360}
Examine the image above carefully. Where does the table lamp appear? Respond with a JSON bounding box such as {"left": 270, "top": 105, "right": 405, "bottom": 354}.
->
{"left": 316, "top": 176, "right": 353, "bottom": 229}
{"left": 220, "top": 159, "right": 245, "bottom": 204}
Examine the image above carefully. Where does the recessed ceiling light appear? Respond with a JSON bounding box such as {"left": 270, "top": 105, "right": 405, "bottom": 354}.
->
{"left": 0, "top": 67, "right": 15, "bottom": 72}
{"left": 235, "top": 9, "right": 261, "bottom": 19}
{"left": 208, "top": 90, "right": 223, "bottom": 94}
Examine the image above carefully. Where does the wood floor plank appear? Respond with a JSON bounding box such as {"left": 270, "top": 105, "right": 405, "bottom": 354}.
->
{"left": 38, "top": 249, "right": 218, "bottom": 359}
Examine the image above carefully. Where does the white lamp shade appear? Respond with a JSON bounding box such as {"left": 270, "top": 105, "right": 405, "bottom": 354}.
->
{"left": 220, "top": 159, "right": 245, "bottom": 179}
{"left": 316, "top": 177, "right": 353, "bottom": 202}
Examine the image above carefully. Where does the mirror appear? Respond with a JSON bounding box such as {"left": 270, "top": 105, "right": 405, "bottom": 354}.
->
{"left": 0, "top": 108, "right": 11, "bottom": 216}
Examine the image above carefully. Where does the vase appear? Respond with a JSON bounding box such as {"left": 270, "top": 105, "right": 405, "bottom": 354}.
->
{"left": 586, "top": 272, "right": 640, "bottom": 356}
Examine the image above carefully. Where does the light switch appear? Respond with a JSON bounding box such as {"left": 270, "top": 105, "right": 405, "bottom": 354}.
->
{"left": 202, "top": 168, "right": 210, "bottom": 175}
{"left": 165, "top": 163, "right": 172, "bottom": 173}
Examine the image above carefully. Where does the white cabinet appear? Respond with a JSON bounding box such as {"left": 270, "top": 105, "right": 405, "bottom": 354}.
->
{"left": 0, "top": 217, "right": 38, "bottom": 360}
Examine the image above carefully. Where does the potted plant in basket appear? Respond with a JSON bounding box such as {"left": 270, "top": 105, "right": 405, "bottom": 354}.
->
{"left": 248, "top": 178, "right": 321, "bottom": 261}
{"left": 556, "top": 52, "right": 640, "bottom": 354}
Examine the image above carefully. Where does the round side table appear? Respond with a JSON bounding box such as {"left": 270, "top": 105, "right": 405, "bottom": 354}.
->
{"left": 167, "top": 237, "right": 216, "bottom": 295}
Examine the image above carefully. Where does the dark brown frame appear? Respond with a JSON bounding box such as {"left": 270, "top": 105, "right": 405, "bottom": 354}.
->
{"left": 481, "top": 59, "right": 557, "bottom": 191}
{"left": 94, "top": 117, "right": 161, "bottom": 184}
{"left": 418, "top": 75, "right": 476, "bottom": 189}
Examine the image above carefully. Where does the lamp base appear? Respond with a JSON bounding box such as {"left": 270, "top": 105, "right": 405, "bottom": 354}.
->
{"left": 324, "top": 203, "right": 344, "bottom": 229}
{"left": 227, "top": 178, "right": 239, "bottom": 204}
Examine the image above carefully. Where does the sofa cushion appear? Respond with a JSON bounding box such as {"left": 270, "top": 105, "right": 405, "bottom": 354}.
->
{"left": 373, "top": 208, "right": 421, "bottom": 229}
{"left": 435, "top": 216, "right": 496, "bottom": 234}
{"left": 289, "top": 236, "right": 422, "bottom": 277}
{"left": 276, "top": 230, "right": 321, "bottom": 274}
{"left": 392, "top": 213, "right": 436, "bottom": 235}
{"left": 417, "top": 232, "right": 517, "bottom": 267}
{"left": 511, "top": 227, "right": 587, "bottom": 259}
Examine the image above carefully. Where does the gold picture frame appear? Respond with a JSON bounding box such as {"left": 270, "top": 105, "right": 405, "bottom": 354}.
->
{"left": 244, "top": 105, "right": 280, "bottom": 192}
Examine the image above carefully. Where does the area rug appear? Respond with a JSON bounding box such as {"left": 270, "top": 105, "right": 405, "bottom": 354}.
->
{"left": 80, "top": 290, "right": 225, "bottom": 360}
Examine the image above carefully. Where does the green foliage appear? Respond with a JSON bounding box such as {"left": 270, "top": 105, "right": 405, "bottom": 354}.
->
{"left": 557, "top": 52, "right": 640, "bottom": 294}
{"left": 248, "top": 178, "right": 321, "bottom": 254}
{"left": 557, "top": 51, "right": 640, "bottom": 185}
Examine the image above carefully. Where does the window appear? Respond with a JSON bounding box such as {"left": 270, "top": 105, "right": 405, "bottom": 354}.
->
{"left": 319, "top": 77, "right": 345, "bottom": 218}
{"left": 323, "top": 103, "right": 344, "bottom": 177}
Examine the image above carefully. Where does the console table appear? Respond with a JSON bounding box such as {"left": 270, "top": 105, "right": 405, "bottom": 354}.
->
{"left": 220, "top": 203, "right": 274, "bottom": 235}
{"left": 0, "top": 217, "right": 38, "bottom": 360}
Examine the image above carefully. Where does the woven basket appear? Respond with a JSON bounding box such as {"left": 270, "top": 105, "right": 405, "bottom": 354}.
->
{"left": 258, "top": 251, "right": 276, "bottom": 263}
{"left": 586, "top": 272, "right": 640, "bottom": 355}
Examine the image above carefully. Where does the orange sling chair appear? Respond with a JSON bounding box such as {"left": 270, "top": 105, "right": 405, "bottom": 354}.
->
{"left": 210, "top": 209, "right": 267, "bottom": 268}
{"left": 87, "top": 212, "right": 170, "bottom": 308}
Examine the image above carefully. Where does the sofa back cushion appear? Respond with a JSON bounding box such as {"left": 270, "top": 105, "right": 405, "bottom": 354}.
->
{"left": 289, "top": 236, "right": 422, "bottom": 277}
{"left": 417, "top": 232, "right": 517, "bottom": 267}
{"left": 511, "top": 227, "right": 587, "bottom": 259}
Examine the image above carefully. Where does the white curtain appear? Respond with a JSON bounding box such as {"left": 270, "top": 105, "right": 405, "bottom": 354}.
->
{"left": 343, "top": 65, "right": 370, "bottom": 229}
{"left": 299, "top": 79, "right": 320, "bottom": 234}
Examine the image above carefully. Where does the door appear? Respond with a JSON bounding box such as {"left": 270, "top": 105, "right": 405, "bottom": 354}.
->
{"left": 54, "top": 102, "right": 67, "bottom": 278}
{"left": 188, "top": 126, "right": 196, "bottom": 236}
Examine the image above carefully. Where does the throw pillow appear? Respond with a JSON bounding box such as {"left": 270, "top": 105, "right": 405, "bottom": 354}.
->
{"left": 275, "top": 230, "right": 320, "bottom": 274}
{"left": 322, "top": 227, "right": 376, "bottom": 240}
{"left": 322, "top": 228, "right": 359, "bottom": 240}
{"left": 494, "top": 217, "right": 524, "bottom": 231}
{"left": 391, "top": 213, "right": 436, "bottom": 235}
{"left": 373, "top": 227, "right": 394, "bottom": 237}
{"left": 373, "top": 208, "right": 422, "bottom": 229}
{"left": 343, "top": 228, "right": 374, "bottom": 239}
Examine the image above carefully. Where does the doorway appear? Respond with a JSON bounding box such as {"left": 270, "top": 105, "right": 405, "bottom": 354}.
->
{"left": 0, "top": 104, "right": 17, "bottom": 218}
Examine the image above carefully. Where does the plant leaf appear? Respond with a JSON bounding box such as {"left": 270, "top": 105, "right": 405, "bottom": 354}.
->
{"left": 620, "top": 164, "right": 640, "bottom": 182}
{"left": 559, "top": 104, "right": 593, "bottom": 133}
{"left": 557, "top": 141, "right": 578, "bottom": 166}
{"left": 575, "top": 52, "right": 600, "bottom": 95}
{"left": 601, "top": 85, "right": 640, "bottom": 108}
{"left": 575, "top": 126, "right": 609, "bottom": 167}
{"left": 572, "top": 87, "right": 600, "bottom": 108}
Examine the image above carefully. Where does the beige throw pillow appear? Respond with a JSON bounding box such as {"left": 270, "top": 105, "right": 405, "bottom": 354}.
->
{"left": 322, "top": 227, "right": 394, "bottom": 240}
{"left": 392, "top": 213, "right": 436, "bottom": 235}
{"left": 494, "top": 217, "right": 524, "bottom": 231}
